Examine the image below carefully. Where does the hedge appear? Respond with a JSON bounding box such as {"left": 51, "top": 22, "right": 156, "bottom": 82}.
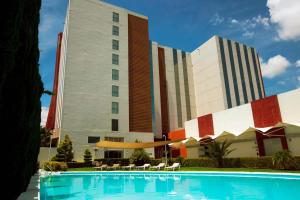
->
{"left": 43, "top": 162, "right": 68, "bottom": 171}
{"left": 94, "top": 158, "right": 130, "bottom": 166}
{"left": 67, "top": 161, "right": 92, "bottom": 168}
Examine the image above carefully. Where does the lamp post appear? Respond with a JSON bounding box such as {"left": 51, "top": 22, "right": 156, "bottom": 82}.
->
{"left": 163, "top": 134, "right": 167, "bottom": 165}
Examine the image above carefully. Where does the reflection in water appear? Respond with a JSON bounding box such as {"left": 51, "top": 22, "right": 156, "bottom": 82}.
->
{"left": 41, "top": 173, "right": 300, "bottom": 200}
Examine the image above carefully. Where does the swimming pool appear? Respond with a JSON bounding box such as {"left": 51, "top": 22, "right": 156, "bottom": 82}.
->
{"left": 40, "top": 171, "right": 300, "bottom": 199}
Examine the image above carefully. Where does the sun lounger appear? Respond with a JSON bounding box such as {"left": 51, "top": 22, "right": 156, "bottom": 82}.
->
{"left": 96, "top": 164, "right": 108, "bottom": 171}
{"left": 136, "top": 163, "right": 151, "bottom": 170}
{"left": 165, "top": 163, "right": 180, "bottom": 171}
{"left": 150, "top": 163, "right": 165, "bottom": 170}
{"left": 122, "top": 164, "right": 135, "bottom": 170}
{"left": 107, "top": 163, "right": 120, "bottom": 170}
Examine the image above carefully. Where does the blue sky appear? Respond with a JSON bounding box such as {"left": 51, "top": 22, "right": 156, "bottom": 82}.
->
{"left": 39, "top": 0, "right": 300, "bottom": 117}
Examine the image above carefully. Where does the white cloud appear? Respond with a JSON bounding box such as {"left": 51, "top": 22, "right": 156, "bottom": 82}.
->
{"left": 253, "top": 15, "right": 270, "bottom": 27}
{"left": 297, "top": 76, "right": 300, "bottom": 88}
{"left": 209, "top": 13, "right": 224, "bottom": 25}
{"left": 296, "top": 60, "right": 300, "bottom": 67}
{"left": 231, "top": 19, "right": 239, "bottom": 24}
{"left": 267, "top": 0, "right": 300, "bottom": 40}
{"left": 41, "top": 107, "right": 49, "bottom": 127}
{"left": 261, "top": 55, "right": 291, "bottom": 78}
{"left": 242, "top": 31, "right": 254, "bottom": 38}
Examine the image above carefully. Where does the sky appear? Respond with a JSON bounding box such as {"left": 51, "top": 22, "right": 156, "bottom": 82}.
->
{"left": 39, "top": 0, "right": 300, "bottom": 125}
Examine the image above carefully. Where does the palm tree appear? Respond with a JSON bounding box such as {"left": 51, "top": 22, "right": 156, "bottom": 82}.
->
{"left": 207, "top": 140, "right": 235, "bottom": 168}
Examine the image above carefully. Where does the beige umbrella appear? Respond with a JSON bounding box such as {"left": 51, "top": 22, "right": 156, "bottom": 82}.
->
{"left": 96, "top": 139, "right": 184, "bottom": 149}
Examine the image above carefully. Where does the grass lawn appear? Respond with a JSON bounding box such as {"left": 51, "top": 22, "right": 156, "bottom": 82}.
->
{"left": 67, "top": 167, "right": 300, "bottom": 173}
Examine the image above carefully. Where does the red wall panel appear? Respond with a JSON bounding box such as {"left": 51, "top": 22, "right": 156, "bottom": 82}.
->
{"left": 46, "top": 32, "right": 63, "bottom": 130}
{"left": 128, "top": 14, "right": 152, "bottom": 132}
{"left": 198, "top": 114, "right": 214, "bottom": 137}
{"left": 158, "top": 47, "right": 170, "bottom": 135}
{"left": 251, "top": 95, "right": 282, "bottom": 127}
{"left": 255, "top": 128, "right": 288, "bottom": 156}
{"left": 168, "top": 129, "right": 187, "bottom": 158}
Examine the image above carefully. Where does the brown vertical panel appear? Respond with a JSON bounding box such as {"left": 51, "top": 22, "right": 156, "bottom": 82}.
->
{"left": 158, "top": 47, "right": 170, "bottom": 135}
{"left": 128, "top": 14, "right": 152, "bottom": 132}
{"left": 46, "top": 32, "right": 63, "bottom": 130}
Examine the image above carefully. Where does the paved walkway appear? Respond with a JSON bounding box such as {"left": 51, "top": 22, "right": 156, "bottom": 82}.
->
{"left": 17, "top": 173, "right": 39, "bottom": 200}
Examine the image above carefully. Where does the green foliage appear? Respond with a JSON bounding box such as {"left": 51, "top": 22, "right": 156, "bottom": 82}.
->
{"left": 67, "top": 161, "right": 92, "bottom": 168}
{"left": 40, "top": 126, "right": 52, "bottom": 147}
{"left": 1, "top": 0, "right": 43, "bottom": 198}
{"left": 272, "top": 150, "right": 296, "bottom": 170}
{"left": 84, "top": 149, "right": 92, "bottom": 163}
{"left": 129, "top": 148, "right": 150, "bottom": 166}
{"left": 43, "top": 162, "right": 68, "bottom": 171}
{"left": 206, "top": 140, "right": 235, "bottom": 168}
{"left": 95, "top": 158, "right": 130, "bottom": 166}
{"left": 55, "top": 135, "right": 74, "bottom": 162}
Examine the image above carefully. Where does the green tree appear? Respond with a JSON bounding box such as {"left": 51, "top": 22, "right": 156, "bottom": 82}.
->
{"left": 55, "top": 135, "right": 74, "bottom": 162}
{"left": 130, "top": 148, "right": 150, "bottom": 166}
{"left": 272, "top": 150, "right": 295, "bottom": 170}
{"left": 206, "top": 140, "right": 235, "bottom": 168}
{"left": 1, "top": 0, "right": 43, "bottom": 198}
{"left": 84, "top": 149, "right": 92, "bottom": 163}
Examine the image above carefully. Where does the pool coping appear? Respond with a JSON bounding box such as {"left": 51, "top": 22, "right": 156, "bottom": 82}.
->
{"left": 48, "top": 170, "right": 300, "bottom": 178}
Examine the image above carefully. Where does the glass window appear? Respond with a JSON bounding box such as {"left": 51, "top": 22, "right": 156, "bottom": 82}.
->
{"left": 112, "top": 25, "right": 119, "bottom": 36}
{"left": 112, "top": 85, "right": 119, "bottom": 97}
{"left": 104, "top": 150, "right": 123, "bottom": 158}
{"left": 112, "top": 69, "right": 119, "bottom": 80}
{"left": 112, "top": 119, "right": 118, "bottom": 131}
{"left": 112, "top": 102, "right": 119, "bottom": 114}
{"left": 88, "top": 136, "right": 100, "bottom": 143}
{"left": 113, "top": 12, "right": 119, "bottom": 22}
{"left": 112, "top": 39, "right": 119, "bottom": 50}
{"left": 112, "top": 54, "right": 119, "bottom": 65}
{"left": 104, "top": 137, "right": 124, "bottom": 142}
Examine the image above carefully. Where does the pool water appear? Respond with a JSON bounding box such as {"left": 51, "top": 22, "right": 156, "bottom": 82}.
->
{"left": 40, "top": 172, "right": 300, "bottom": 200}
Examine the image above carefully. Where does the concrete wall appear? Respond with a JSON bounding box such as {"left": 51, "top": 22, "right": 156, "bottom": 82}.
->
{"left": 191, "top": 36, "right": 226, "bottom": 116}
{"left": 38, "top": 147, "right": 57, "bottom": 164}
{"left": 228, "top": 140, "right": 258, "bottom": 158}
{"left": 56, "top": 0, "right": 154, "bottom": 160}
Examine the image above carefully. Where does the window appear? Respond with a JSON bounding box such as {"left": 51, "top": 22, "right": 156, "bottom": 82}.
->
{"left": 112, "top": 39, "right": 119, "bottom": 50}
{"left": 112, "top": 12, "right": 119, "bottom": 22}
{"left": 112, "top": 119, "right": 118, "bottom": 131}
{"left": 112, "top": 69, "right": 119, "bottom": 80}
{"left": 88, "top": 136, "right": 100, "bottom": 143}
{"left": 112, "top": 85, "right": 119, "bottom": 97}
{"left": 112, "top": 54, "right": 119, "bottom": 65}
{"left": 112, "top": 25, "right": 119, "bottom": 36}
{"left": 112, "top": 102, "right": 119, "bottom": 114}
{"left": 104, "top": 150, "right": 123, "bottom": 158}
{"left": 104, "top": 137, "right": 124, "bottom": 142}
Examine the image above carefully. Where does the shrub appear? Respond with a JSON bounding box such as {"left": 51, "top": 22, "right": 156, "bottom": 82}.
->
{"left": 55, "top": 135, "right": 73, "bottom": 162}
{"left": 129, "top": 148, "right": 150, "bottom": 166}
{"left": 43, "top": 162, "right": 68, "bottom": 171}
{"left": 206, "top": 140, "right": 235, "bottom": 168}
{"left": 272, "top": 150, "right": 296, "bottom": 170}
{"left": 84, "top": 149, "right": 92, "bottom": 163}
{"left": 67, "top": 161, "right": 92, "bottom": 168}
{"left": 94, "top": 158, "right": 130, "bottom": 166}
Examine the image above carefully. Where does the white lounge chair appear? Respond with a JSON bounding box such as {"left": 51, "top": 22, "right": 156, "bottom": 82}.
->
{"left": 136, "top": 163, "right": 151, "bottom": 170}
{"left": 97, "top": 164, "right": 108, "bottom": 171}
{"left": 150, "top": 163, "right": 165, "bottom": 170}
{"left": 122, "top": 164, "right": 135, "bottom": 170}
{"left": 107, "top": 163, "right": 120, "bottom": 170}
{"left": 165, "top": 163, "right": 180, "bottom": 171}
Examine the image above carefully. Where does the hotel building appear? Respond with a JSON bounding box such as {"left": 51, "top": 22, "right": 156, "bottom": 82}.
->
{"left": 45, "top": 0, "right": 271, "bottom": 160}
